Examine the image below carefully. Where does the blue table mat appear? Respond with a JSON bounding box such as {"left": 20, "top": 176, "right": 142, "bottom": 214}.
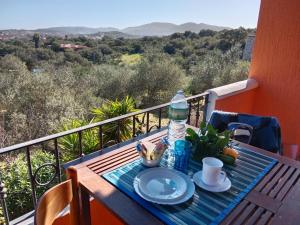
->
{"left": 102, "top": 146, "right": 277, "bottom": 225}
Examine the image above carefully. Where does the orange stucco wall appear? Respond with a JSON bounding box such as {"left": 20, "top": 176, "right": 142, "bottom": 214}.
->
{"left": 216, "top": 0, "right": 300, "bottom": 156}
{"left": 215, "top": 89, "right": 257, "bottom": 115}
{"left": 53, "top": 199, "right": 124, "bottom": 225}
{"left": 249, "top": 0, "right": 300, "bottom": 148}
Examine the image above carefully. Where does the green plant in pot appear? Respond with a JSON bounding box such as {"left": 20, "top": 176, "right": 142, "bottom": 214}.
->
{"left": 186, "top": 122, "right": 237, "bottom": 165}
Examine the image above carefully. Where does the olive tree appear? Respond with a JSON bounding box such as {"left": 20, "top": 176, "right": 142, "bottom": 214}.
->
{"left": 0, "top": 55, "right": 87, "bottom": 146}
{"left": 130, "top": 54, "right": 187, "bottom": 107}
{"left": 189, "top": 45, "right": 247, "bottom": 94}
{"left": 91, "top": 64, "right": 134, "bottom": 101}
{"left": 213, "top": 60, "right": 249, "bottom": 87}
{"left": 188, "top": 50, "right": 223, "bottom": 94}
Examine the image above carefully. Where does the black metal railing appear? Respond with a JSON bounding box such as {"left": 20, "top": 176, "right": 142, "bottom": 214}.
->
{"left": 0, "top": 92, "right": 209, "bottom": 224}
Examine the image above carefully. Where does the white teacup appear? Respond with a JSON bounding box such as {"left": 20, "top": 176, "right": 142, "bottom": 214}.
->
{"left": 202, "top": 157, "right": 226, "bottom": 186}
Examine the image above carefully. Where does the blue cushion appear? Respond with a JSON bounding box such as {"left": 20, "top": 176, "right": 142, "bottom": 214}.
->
{"left": 209, "top": 111, "right": 282, "bottom": 153}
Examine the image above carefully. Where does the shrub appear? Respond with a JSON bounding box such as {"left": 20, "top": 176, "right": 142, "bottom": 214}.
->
{"left": 57, "top": 119, "right": 99, "bottom": 162}
{"left": 120, "top": 54, "right": 142, "bottom": 66}
{"left": 92, "top": 97, "right": 137, "bottom": 145}
{"left": 0, "top": 150, "right": 56, "bottom": 219}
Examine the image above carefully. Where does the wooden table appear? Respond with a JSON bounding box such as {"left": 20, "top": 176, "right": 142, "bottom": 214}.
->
{"left": 68, "top": 129, "right": 300, "bottom": 225}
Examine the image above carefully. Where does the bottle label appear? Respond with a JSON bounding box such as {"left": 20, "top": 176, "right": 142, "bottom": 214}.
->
{"left": 169, "top": 106, "right": 188, "bottom": 121}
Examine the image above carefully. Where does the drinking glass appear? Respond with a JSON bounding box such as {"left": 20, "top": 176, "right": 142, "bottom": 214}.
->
{"left": 174, "top": 140, "right": 192, "bottom": 173}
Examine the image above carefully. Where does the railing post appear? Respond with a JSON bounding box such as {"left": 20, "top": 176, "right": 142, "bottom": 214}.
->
{"left": 117, "top": 121, "right": 121, "bottom": 143}
{"left": 195, "top": 99, "right": 201, "bottom": 127}
{"left": 158, "top": 109, "right": 162, "bottom": 129}
{"left": 202, "top": 94, "right": 210, "bottom": 123}
{"left": 26, "top": 146, "right": 37, "bottom": 207}
{"left": 0, "top": 181, "right": 9, "bottom": 225}
{"left": 98, "top": 126, "right": 103, "bottom": 150}
{"left": 187, "top": 102, "right": 192, "bottom": 125}
{"left": 78, "top": 131, "right": 83, "bottom": 157}
{"left": 54, "top": 138, "right": 61, "bottom": 183}
{"left": 146, "top": 112, "right": 149, "bottom": 133}
{"left": 132, "top": 116, "right": 136, "bottom": 138}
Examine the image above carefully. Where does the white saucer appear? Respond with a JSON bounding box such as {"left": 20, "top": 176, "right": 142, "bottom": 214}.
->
{"left": 193, "top": 171, "right": 231, "bottom": 192}
{"left": 134, "top": 168, "right": 195, "bottom": 205}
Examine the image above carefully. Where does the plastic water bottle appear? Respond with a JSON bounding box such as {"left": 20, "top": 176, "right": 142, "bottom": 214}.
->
{"left": 168, "top": 90, "right": 188, "bottom": 147}
{"left": 165, "top": 90, "right": 188, "bottom": 167}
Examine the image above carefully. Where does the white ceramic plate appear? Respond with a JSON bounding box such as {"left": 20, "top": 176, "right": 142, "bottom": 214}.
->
{"left": 134, "top": 168, "right": 195, "bottom": 205}
{"left": 193, "top": 171, "right": 231, "bottom": 192}
{"left": 138, "top": 168, "right": 187, "bottom": 200}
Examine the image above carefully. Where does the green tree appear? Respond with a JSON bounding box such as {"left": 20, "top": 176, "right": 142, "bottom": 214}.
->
{"left": 184, "top": 31, "right": 193, "bottom": 38}
{"left": 130, "top": 54, "right": 186, "bottom": 107}
{"left": 199, "top": 29, "right": 217, "bottom": 37}
{"left": 79, "top": 48, "right": 104, "bottom": 63}
{"left": 0, "top": 55, "right": 87, "bottom": 146}
{"left": 189, "top": 45, "right": 246, "bottom": 94}
{"left": 216, "top": 39, "right": 232, "bottom": 52}
{"left": 163, "top": 43, "right": 176, "bottom": 54}
{"left": 64, "top": 50, "right": 90, "bottom": 65}
{"left": 32, "top": 33, "right": 40, "bottom": 48}
{"left": 189, "top": 51, "right": 222, "bottom": 94}
{"left": 216, "top": 28, "right": 248, "bottom": 52}
{"left": 130, "top": 43, "right": 143, "bottom": 54}
{"left": 170, "top": 32, "right": 182, "bottom": 39}
{"left": 213, "top": 60, "right": 250, "bottom": 87}
{"left": 51, "top": 41, "right": 61, "bottom": 52}
{"left": 91, "top": 64, "right": 134, "bottom": 100}
{"left": 182, "top": 46, "right": 193, "bottom": 57}
{"left": 98, "top": 44, "right": 113, "bottom": 55}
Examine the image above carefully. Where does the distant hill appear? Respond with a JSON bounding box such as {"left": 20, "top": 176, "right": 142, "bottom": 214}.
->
{"left": 34, "top": 22, "right": 230, "bottom": 36}
{"left": 0, "top": 22, "right": 231, "bottom": 39}
{"left": 35, "top": 26, "right": 118, "bottom": 35}
{"left": 122, "top": 22, "right": 178, "bottom": 37}
{"left": 89, "top": 31, "right": 139, "bottom": 39}
{"left": 121, "top": 22, "right": 230, "bottom": 36}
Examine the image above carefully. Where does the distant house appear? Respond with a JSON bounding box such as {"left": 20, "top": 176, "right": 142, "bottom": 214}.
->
{"left": 32, "top": 68, "right": 43, "bottom": 74}
{"left": 0, "top": 34, "right": 14, "bottom": 40}
{"left": 243, "top": 34, "right": 256, "bottom": 61}
{"left": 59, "top": 43, "right": 87, "bottom": 50}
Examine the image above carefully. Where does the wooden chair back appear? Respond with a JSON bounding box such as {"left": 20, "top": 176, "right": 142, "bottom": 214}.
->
{"left": 34, "top": 180, "right": 73, "bottom": 225}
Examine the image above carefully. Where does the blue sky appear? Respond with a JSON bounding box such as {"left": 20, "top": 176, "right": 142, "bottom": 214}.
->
{"left": 0, "top": 0, "right": 261, "bottom": 29}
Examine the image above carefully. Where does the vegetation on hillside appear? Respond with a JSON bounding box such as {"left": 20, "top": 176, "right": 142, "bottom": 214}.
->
{"left": 0, "top": 27, "right": 253, "bottom": 219}
{"left": 0, "top": 27, "right": 252, "bottom": 147}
